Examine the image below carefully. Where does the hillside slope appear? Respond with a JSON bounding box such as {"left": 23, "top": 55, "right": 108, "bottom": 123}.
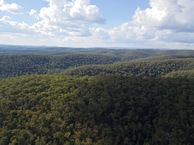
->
{"left": 1, "top": 49, "right": 194, "bottom": 78}
{"left": 0, "top": 75, "right": 194, "bottom": 144}
{"left": 64, "top": 58, "right": 194, "bottom": 77}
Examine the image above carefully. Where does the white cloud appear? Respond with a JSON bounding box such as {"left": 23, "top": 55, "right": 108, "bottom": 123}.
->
{"left": 0, "top": 15, "right": 11, "bottom": 21}
{"left": 0, "top": 0, "right": 22, "bottom": 14}
{"left": 132, "top": 0, "right": 194, "bottom": 44}
{"left": 1, "top": 0, "right": 194, "bottom": 49}
{"left": 0, "top": 15, "right": 36, "bottom": 36}
{"left": 33, "top": 0, "right": 106, "bottom": 36}
{"left": 69, "top": 0, "right": 105, "bottom": 23}
{"left": 133, "top": 0, "right": 194, "bottom": 32}
{"left": 29, "top": 9, "right": 37, "bottom": 16}
{"left": 92, "top": 0, "right": 194, "bottom": 48}
{"left": 29, "top": 9, "right": 39, "bottom": 19}
{"left": 90, "top": 27, "right": 109, "bottom": 39}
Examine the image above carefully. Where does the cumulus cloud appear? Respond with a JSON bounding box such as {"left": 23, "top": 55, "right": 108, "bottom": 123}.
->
{"left": 135, "top": 0, "right": 194, "bottom": 44}
{"left": 90, "top": 27, "right": 109, "bottom": 39}
{"left": 133, "top": 0, "right": 194, "bottom": 32}
{"left": 0, "top": 0, "right": 22, "bottom": 14}
{"left": 33, "top": 0, "right": 106, "bottom": 36}
{"left": 69, "top": 0, "right": 105, "bottom": 23}
{"left": 1, "top": 0, "right": 194, "bottom": 48}
{"left": 94, "top": 0, "right": 194, "bottom": 47}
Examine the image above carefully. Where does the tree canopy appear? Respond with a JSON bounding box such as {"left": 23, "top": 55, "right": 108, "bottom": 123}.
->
{"left": 0, "top": 75, "right": 194, "bottom": 144}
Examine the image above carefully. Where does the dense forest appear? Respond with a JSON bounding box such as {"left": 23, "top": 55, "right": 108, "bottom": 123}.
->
{"left": 1, "top": 75, "right": 194, "bottom": 144}
{"left": 0, "top": 54, "right": 120, "bottom": 78}
{"left": 1, "top": 49, "right": 194, "bottom": 78}
{"left": 63, "top": 58, "right": 194, "bottom": 77}
{"left": 0, "top": 47, "right": 194, "bottom": 144}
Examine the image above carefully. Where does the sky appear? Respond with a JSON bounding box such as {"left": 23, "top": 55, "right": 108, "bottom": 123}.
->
{"left": 0, "top": 0, "right": 194, "bottom": 49}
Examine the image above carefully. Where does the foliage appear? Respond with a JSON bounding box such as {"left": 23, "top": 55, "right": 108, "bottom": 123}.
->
{"left": 64, "top": 58, "right": 194, "bottom": 77}
{"left": 0, "top": 74, "right": 194, "bottom": 144}
{"left": 0, "top": 54, "right": 119, "bottom": 78}
{"left": 1, "top": 49, "right": 194, "bottom": 78}
{"left": 1, "top": 48, "right": 194, "bottom": 144}
{"left": 164, "top": 69, "right": 194, "bottom": 78}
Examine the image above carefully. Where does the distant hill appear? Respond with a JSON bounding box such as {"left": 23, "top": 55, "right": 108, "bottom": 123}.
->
{"left": 1, "top": 46, "right": 194, "bottom": 78}
{"left": 64, "top": 58, "right": 194, "bottom": 77}
{"left": 0, "top": 54, "right": 120, "bottom": 78}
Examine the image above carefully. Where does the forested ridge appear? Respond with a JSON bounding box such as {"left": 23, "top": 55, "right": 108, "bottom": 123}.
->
{"left": 0, "top": 54, "right": 119, "bottom": 78}
{"left": 164, "top": 69, "right": 194, "bottom": 78}
{"left": 1, "top": 48, "right": 194, "bottom": 144}
{"left": 1, "top": 49, "right": 194, "bottom": 78}
{"left": 0, "top": 75, "right": 194, "bottom": 144}
{"left": 64, "top": 58, "right": 194, "bottom": 77}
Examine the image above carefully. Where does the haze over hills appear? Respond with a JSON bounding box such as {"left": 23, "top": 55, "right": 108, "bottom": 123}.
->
{"left": 1, "top": 44, "right": 193, "bottom": 54}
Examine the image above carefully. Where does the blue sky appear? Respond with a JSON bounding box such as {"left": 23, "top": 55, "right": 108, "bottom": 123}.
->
{"left": 0, "top": 0, "right": 194, "bottom": 49}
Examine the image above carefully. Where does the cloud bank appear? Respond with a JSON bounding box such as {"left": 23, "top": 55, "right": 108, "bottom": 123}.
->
{"left": 91, "top": 0, "right": 194, "bottom": 48}
{"left": 0, "top": 0, "right": 194, "bottom": 49}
